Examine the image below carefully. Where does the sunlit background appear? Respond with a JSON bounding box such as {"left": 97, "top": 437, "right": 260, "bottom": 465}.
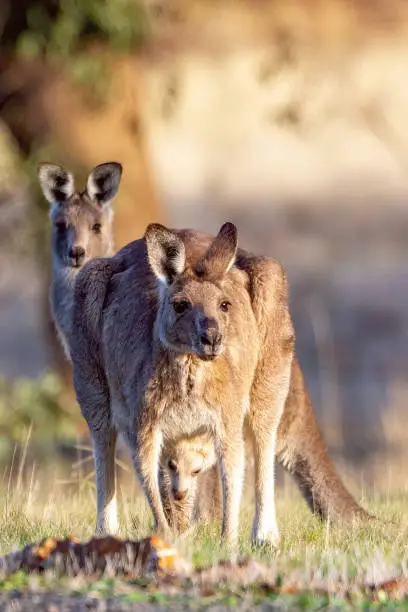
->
{"left": 0, "top": 0, "right": 407, "bottom": 497}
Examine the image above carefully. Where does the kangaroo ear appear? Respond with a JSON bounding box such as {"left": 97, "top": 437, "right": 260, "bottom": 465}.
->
{"left": 145, "top": 223, "right": 185, "bottom": 285}
{"left": 197, "top": 222, "right": 238, "bottom": 280}
{"left": 37, "top": 163, "right": 75, "bottom": 204}
{"left": 86, "top": 162, "right": 122, "bottom": 206}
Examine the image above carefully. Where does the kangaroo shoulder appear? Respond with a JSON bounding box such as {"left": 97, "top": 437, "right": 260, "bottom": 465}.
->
{"left": 76, "top": 258, "right": 115, "bottom": 293}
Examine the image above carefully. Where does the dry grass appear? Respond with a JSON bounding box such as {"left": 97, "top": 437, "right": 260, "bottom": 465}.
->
{"left": 1, "top": 463, "right": 407, "bottom": 578}
{"left": 0, "top": 439, "right": 405, "bottom": 610}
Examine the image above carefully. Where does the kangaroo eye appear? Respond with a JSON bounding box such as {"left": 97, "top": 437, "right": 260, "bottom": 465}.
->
{"left": 220, "top": 300, "right": 231, "bottom": 313}
{"left": 173, "top": 300, "right": 190, "bottom": 314}
{"left": 191, "top": 468, "right": 202, "bottom": 477}
{"left": 92, "top": 223, "right": 102, "bottom": 234}
{"left": 168, "top": 459, "right": 177, "bottom": 471}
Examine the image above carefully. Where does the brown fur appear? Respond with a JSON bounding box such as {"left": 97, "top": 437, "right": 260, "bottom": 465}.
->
{"left": 70, "top": 224, "right": 369, "bottom": 540}
{"left": 159, "top": 435, "right": 222, "bottom": 533}
{"left": 156, "top": 247, "right": 370, "bottom": 527}
{"left": 276, "top": 357, "right": 368, "bottom": 520}
{"left": 72, "top": 223, "right": 291, "bottom": 545}
{"left": 176, "top": 357, "right": 369, "bottom": 531}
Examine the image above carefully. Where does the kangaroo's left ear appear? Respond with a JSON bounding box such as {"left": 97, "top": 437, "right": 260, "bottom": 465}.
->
{"left": 196, "top": 222, "right": 238, "bottom": 280}
{"left": 86, "top": 162, "right": 123, "bottom": 206}
{"left": 37, "top": 163, "right": 75, "bottom": 204}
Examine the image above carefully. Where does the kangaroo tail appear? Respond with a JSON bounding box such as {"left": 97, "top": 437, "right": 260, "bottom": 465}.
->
{"left": 276, "top": 357, "right": 372, "bottom": 522}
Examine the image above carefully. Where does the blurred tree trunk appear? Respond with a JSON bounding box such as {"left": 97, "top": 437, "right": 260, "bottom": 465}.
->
{"left": 42, "top": 56, "right": 163, "bottom": 249}
{"left": 0, "top": 55, "right": 162, "bottom": 423}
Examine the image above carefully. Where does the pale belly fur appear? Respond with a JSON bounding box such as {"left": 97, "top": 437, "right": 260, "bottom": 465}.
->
{"left": 159, "top": 399, "right": 219, "bottom": 443}
{"left": 111, "top": 397, "right": 219, "bottom": 443}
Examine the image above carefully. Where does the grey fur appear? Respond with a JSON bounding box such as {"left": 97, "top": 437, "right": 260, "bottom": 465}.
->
{"left": 38, "top": 162, "right": 122, "bottom": 357}
{"left": 71, "top": 224, "right": 289, "bottom": 546}
{"left": 69, "top": 224, "right": 369, "bottom": 540}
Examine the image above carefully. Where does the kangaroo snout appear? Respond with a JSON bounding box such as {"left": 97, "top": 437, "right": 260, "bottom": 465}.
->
{"left": 198, "top": 317, "right": 223, "bottom": 357}
{"left": 69, "top": 246, "right": 86, "bottom": 267}
{"left": 172, "top": 488, "right": 188, "bottom": 501}
{"left": 200, "top": 330, "right": 222, "bottom": 348}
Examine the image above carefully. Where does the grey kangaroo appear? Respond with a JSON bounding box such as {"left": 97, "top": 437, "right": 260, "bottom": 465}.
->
{"left": 159, "top": 434, "right": 222, "bottom": 533}
{"left": 71, "top": 221, "right": 369, "bottom": 545}
{"left": 40, "top": 162, "right": 368, "bottom": 536}
{"left": 73, "top": 223, "right": 269, "bottom": 545}
{"left": 37, "top": 161, "right": 122, "bottom": 357}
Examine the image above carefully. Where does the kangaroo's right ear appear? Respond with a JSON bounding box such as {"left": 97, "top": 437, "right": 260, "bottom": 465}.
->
{"left": 145, "top": 223, "right": 185, "bottom": 285}
{"left": 37, "top": 163, "right": 75, "bottom": 204}
{"left": 86, "top": 162, "right": 122, "bottom": 206}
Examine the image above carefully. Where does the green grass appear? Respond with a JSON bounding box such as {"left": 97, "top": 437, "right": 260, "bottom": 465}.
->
{"left": 0, "top": 472, "right": 407, "bottom": 609}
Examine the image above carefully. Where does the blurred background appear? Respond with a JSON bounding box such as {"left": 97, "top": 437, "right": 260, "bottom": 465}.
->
{"left": 0, "top": 0, "right": 407, "bottom": 494}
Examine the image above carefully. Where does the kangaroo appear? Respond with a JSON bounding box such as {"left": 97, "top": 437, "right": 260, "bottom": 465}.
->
{"left": 159, "top": 434, "right": 222, "bottom": 533}
{"left": 37, "top": 161, "right": 122, "bottom": 358}
{"left": 71, "top": 224, "right": 369, "bottom": 538}
{"left": 162, "top": 363, "right": 368, "bottom": 533}
{"left": 39, "top": 161, "right": 368, "bottom": 528}
{"left": 72, "top": 222, "right": 292, "bottom": 545}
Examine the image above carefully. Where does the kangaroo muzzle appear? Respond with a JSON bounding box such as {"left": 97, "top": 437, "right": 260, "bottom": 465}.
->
{"left": 68, "top": 246, "right": 86, "bottom": 268}
{"left": 172, "top": 488, "right": 188, "bottom": 501}
{"left": 198, "top": 317, "right": 223, "bottom": 358}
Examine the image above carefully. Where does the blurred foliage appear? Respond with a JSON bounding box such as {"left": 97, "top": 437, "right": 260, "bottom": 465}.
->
{"left": 0, "top": 372, "right": 77, "bottom": 463}
{"left": 1, "top": 0, "right": 151, "bottom": 94}
{"left": 2, "top": 0, "right": 151, "bottom": 59}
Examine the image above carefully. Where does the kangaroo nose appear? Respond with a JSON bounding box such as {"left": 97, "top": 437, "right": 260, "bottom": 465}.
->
{"left": 69, "top": 246, "right": 85, "bottom": 267}
{"left": 200, "top": 318, "right": 222, "bottom": 350}
{"left": 200, "top": 331, "right": 222, "bottom": 348}
{"left": 172, "top": 489, "right": 188, "bottom": 501}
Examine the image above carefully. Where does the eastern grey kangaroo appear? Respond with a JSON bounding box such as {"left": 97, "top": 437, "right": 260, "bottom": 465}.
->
{"left": 40, "top": 160, "right": 368, "bottom": 530}
{"left": 71, "top": 223, "right": 369, "bottom": 539}
{"left": 37, "top": 161, "right": 122, "bottom": 357}
{"left": 159, "top": 434, "right": 222, "bottom": 533}
{"left": 72, "top": 223, "right": 291, "bottom": 545}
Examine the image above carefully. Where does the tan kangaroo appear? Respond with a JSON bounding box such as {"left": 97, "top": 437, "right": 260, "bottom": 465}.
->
{"left": 72, "top": 222, "right": 293, "bottom": 545}
{"left": 162, "top": 363, "right": 369, "bottom": 532}
{"left": 159, "top": 435, "right": 222, "bottom": 533}
{"left": 180, "top": 254, "right": 369, "bottom": 527}
{"left": 37, "top": 161, "right": 122, "bottom": 357}
{"left": 71, "top": 222, "right": 369, "bottom": 539}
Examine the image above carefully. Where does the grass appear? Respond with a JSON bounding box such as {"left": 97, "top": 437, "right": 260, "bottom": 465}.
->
{"left": 0, "top": 467, "right": 407, "bottom": 609}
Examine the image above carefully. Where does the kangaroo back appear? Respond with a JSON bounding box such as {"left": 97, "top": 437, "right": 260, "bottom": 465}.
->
{"left": 74, "top": 257, "right": 124, "bottom": 364}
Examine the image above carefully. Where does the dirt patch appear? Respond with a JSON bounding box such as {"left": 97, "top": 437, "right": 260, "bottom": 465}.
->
{"left": 1, "top": 535, "right": 407, "bottom": 608}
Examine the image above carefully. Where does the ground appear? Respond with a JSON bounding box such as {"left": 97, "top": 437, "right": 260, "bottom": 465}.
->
{"left": 0, "top": 471, "right": 407, "bottom": 610}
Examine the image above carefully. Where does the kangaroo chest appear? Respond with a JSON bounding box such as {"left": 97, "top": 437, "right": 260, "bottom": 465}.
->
{"left": 50, "top": 265, "right": 78, "bottom": 352}
{"left": 146, "top": 356, "right": 220, "bottom": 441}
